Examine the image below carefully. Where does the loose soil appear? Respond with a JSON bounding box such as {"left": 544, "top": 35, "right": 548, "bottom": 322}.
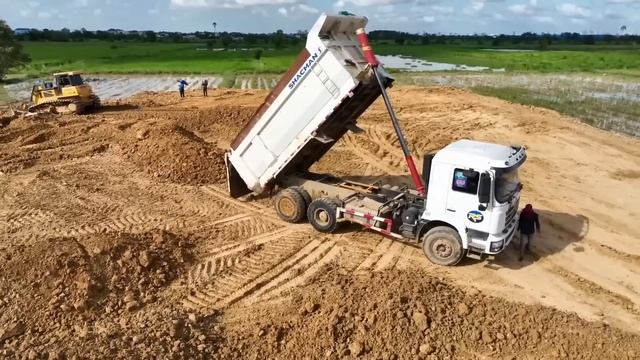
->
{"left": 1, "top": 87, "right": 639, "bottom": 359}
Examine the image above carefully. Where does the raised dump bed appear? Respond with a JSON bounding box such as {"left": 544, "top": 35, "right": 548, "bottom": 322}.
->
{"left": 226, "top": 13, "right": 392, "bottom": 198}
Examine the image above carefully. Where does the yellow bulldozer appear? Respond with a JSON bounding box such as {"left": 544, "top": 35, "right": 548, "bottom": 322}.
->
{"left": 29, "top": 72, "right": 101, "bottom": 114}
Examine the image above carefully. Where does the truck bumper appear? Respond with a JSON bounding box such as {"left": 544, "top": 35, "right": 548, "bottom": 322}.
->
{"left": 468, "top": 222, "right": 518, "bottom": 255}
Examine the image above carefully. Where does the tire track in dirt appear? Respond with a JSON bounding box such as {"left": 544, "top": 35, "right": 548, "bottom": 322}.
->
{"left": 202, "top": 185, "right": 299, "bottom": 229}
{"left": 362, "top": 124, "right": 410, "bottom": 165}
{"left": 0, "top": 209, "right": 56, "bottom": 232}
{"left": 341, "top": 133, "right": 404, "bottom": 176}
{"left": 355, "top": 238, "right": 395, "bottom": 273}
{"left": 586, "top": 239, "right": 640, "bottom": 267}
{"left": 182, "top": 231, "right": 312, "bottom": 312}
{"left": 244, "top": 239, "right": 340, "bottom": 304}
{"left": 546, "top": 263, "right": 640, "bottom": 318}
{"left": 372, "top": 241, "right": 406, "bottom": 271}
{"left": 196, "top": 217, "right": 285, "bottom": 255}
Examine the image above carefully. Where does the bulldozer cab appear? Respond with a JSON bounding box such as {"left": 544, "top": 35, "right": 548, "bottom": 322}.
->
{"left": 54, "top": 72, "right": 85, "bottom": 88}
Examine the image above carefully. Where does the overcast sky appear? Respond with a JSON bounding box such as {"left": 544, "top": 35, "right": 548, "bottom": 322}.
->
{"left": 3, "top": 0, "right": 638, "bottom": 34}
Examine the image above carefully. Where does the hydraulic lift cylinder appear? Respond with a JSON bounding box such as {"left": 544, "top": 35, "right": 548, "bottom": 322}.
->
{"left": 355, "top": 28, "right": 426, "bottom": 195}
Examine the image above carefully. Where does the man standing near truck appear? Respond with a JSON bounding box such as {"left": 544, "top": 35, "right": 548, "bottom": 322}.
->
{"left": 518, "top": 204, "right": 541, "bottom": 261}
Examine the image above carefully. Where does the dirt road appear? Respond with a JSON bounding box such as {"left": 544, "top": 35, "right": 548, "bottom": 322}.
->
{"left": 1, "top": 88, "right": 639, "bottom": 359}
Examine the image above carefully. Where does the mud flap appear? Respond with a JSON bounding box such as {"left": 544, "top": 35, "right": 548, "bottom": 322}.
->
{"left": 225, "top": 152, "right": 251, "bottom": 198}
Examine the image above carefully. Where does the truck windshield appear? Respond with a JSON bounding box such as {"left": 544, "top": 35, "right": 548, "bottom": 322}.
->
{"left": 494, "top": 168, "right": 520, "bottom": 204}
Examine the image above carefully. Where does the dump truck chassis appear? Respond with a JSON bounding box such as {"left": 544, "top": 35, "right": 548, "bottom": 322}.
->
{"left": 277, "top": 174, "right": 421, "bottom": 241}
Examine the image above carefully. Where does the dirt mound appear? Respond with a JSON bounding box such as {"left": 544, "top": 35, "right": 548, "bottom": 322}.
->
{"left": 178, "top": 106, "right": 257, "bottom": 146}
{"left": 2, "top": 86, "right": 640, "bottom": 359}
{"left": 0, "top": 230, "right": 215, "bottom": 359}
{"left": 120, "top": 121, "right": 226, "bottom": 185}
{"left": 218, "top": 267, "right": 640, "bottom": 359}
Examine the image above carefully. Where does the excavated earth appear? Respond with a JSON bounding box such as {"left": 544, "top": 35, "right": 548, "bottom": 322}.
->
{"left": 1, "top": 88, "right": 639, "bottom": 359}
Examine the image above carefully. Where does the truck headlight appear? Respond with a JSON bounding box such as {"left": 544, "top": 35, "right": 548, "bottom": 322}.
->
{"left": 490, "top": 240, "right": 504, "bottom": 252}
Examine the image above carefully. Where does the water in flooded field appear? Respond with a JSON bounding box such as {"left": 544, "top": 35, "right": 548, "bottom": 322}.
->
{"left": 376, "top": 55, "right": 505, "bottom": 72}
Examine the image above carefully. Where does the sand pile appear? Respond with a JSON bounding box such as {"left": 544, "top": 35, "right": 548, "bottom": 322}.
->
{"left": 120, "top": 121, "right": 226, "bottom": 185}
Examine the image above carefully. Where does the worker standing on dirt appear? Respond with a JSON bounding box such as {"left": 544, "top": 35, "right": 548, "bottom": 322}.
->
{"left": 518, "top": 204, "right": 541, "bottom": 261}
{"left": 178, "top": 79, "right": 189, "bottom": 98}
{"left": 202, "top": 79, "right": 209, "bottom": 97}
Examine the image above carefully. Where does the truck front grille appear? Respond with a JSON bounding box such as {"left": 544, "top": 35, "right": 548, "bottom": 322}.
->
{"left": 505, "top": 203, "right": 517, "bottom": 225}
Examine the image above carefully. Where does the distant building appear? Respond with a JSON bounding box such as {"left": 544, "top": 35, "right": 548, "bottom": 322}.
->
{"left": 14, "top": 28, "right": 30, "bottom": 35}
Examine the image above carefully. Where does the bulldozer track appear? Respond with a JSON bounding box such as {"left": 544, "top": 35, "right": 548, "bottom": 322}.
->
{"left": 28, "top": 99, "right": 75, "bottom": 113}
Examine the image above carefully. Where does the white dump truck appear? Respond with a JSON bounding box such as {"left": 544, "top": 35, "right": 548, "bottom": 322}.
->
{"left": 225, "top": 13, "right": 526, "bottom": 266}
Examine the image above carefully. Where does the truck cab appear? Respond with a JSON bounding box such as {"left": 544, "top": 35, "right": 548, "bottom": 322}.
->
{"left": 420, "top": 140, "right": 526, "bottom": 263}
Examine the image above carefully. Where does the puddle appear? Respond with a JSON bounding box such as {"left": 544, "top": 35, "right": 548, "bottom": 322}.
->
{"left": 376, "top": 55, "right": 504, "bottom": 72}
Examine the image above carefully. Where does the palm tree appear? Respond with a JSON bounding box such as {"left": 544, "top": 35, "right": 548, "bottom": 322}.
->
{"left": 212, "top": 22, "right": 217, "bottom": 37}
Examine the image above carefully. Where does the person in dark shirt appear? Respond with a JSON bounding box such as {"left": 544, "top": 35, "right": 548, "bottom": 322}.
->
{"left": 517, "top": 204, "right": 540, "bottom": 261}
{"left": 202, "top": 79, "right": 208, "bottom": 97}
{"left": 178, "top": 79, "right": 189, "bottom": 98}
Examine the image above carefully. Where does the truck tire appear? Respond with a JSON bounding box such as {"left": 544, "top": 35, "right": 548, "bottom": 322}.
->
{"left": 274, "top": 188, "right": 306, "bottom": 223}
{"left": 421, "top": 226, "right": 464, "bottom": 266}
{"left": 307, "top": 197, "right": 340, "bottom": 233}
{"left": 289, "top": 186, "right": 312, "bottom": 208}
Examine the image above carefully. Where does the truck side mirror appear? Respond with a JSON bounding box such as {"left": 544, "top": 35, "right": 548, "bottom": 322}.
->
{"left": 478, "top": 172, "right": 491, "bottom": 204}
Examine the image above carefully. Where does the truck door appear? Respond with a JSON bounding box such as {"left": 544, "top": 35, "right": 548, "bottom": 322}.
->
{"left": 446, "top": 168, "right": 491, "bottom": 234}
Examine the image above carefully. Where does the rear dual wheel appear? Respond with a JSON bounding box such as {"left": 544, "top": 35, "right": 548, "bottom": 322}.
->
{"left": 274, "top": 187, "right": 311, "bottom": 223}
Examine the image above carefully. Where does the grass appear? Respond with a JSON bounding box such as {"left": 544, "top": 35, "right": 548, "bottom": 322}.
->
{"left": 472, "top": 85, "right": 640, "bottom": 136}
{"left": 375, "top": 44, "right": 640, "bottom": 76}
{"left": 12, "top": 41, "right": 302, "bottom": 78}
{"left": 403, "top": 73, "right": 640, "bottom": 137}
{"left": 9, "top": 41, "right": 640, "bottom": 80}
{"left": 5, "top": 41, "right": 638, "bottom": 136}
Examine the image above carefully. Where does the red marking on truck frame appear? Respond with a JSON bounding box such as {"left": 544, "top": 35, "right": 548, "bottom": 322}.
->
{"left": 405, "top": 155, "right": 426, "bottom": 195}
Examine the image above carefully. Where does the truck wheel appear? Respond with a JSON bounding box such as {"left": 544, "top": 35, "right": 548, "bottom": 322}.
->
{"left": 307, "top": 197, "right": 340, "bottom": 233}
{"left": 274, "top": 188, "right": 306, "bottom": 223}
{"left": 289, "top": 186, "right": 312, "bottom": 208}
{"left": 421, "top": 226, "right": 464, "bottom": 266}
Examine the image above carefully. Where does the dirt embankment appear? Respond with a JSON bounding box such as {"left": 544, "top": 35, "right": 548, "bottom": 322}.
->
{"left": 1, "top": 87, "right": 640, "bottom": 359}
{"left": 219, "top": 267, "right": 639, "bottom": 359}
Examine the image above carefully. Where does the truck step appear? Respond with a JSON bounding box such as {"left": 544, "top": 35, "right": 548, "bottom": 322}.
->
{"left": 466, "top": 250, "right": 483, "bottom": 261}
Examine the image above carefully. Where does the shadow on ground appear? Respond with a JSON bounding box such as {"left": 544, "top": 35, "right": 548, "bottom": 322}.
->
{"left": 483, "top": 210, "right": 589, "bottom": 270}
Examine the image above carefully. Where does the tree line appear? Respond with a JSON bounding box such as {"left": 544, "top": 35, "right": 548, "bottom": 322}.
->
{"left": 14, "top": 28, "right": 306, "bottom": 48}
{"left": 14, "top": 27, "right": 639, "bottom": 48}
{"left": 369, "top": 30, "right": 639, "bottom": 48}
